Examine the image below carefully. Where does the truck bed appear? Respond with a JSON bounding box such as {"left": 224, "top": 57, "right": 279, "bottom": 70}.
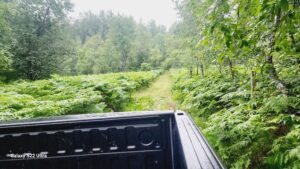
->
{"left": 0, "top": 111, "right": 224, "bottom": 169}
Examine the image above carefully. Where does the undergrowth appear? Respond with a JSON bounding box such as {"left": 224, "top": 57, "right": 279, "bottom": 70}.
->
{"left": 172, "top": 67, "right": 300, "bottom": 169}
{"left": 0, "top": 71, "right": 160, "bottom": 120}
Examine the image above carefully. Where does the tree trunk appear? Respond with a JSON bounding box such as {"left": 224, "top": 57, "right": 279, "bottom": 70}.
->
{"left": 227, "top": 57, "right": 235, "bottom": 80}
{"left": 218, "top": 63, "right": 222, "bottom": 75}
{"left": 121, "top": 51, "right": 128, "bottom": 71}
{"left": 189, "top": 66, "right": 193, "bottom": 77}
{"left": 250, "top": 70, "right": 256, "bottom": 98}
{"left": 266, "top": 55, "right": 288, "bottom": 94}
{"left": 260, "top": 63, "right": 265, "bottom": 80}
{"left": 200, "top": 63, "right": 204, "bottom": 79}
{"left": 265, "top": 8, "right": 288, "bottom": 95}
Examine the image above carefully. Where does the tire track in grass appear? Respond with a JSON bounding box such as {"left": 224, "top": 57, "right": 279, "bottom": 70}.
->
{"left": 125, "top": 72, "right": 176, "bottom": 111}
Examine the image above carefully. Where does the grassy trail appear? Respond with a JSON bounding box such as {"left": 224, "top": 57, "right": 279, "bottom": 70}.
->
{"left": 126, "top": 72, "right": 177, "bottom": 111}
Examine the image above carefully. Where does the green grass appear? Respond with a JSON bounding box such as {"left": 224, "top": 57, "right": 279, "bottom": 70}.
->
{"left": 125, "top": 71, "right": 177, "bottom": 111}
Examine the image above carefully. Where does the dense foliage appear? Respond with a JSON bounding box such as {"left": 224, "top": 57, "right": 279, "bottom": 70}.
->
{"left": 0, "top": 71, "right": 160, "bottom": 120}
{"left": 170, "top": 1, "right": 300, "bottom": 168}
{"left": 173, "top": 67, "right": 300, "bottom": 169}
{"left": 0, "top": 1, "right": 12, "bottom": 75}
{"left": 0, "top": 0, "right": 170, "bottom": 80}
{"left": 0, "top": 0, "right": 74, "bottom": 80}
{"left": 67, "top": 13, "right": 170, "bottom": 74}
{"left": 174, "top": 0, "right": 299, "bottom": 94}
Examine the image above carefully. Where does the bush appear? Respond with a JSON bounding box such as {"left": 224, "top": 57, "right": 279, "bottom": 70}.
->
{"left": 172, "top": 68, "right": 300, "bottom": 169}
{"left": 0, "top": 71, "right": 160, "bottom": 120}
{"left": 140, "top": 63, "right": 152, "bottom": 71}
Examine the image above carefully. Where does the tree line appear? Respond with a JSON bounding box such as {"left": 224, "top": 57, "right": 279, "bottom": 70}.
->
{"left": 0, "top": 0, "right": 185, "bottom": 81}
{"left": 1, "top": 0, "right": 298, "bottom": 93}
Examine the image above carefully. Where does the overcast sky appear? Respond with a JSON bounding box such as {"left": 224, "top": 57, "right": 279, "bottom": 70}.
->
{"left": 70, "top": 0, "right": 180, "bottom": 29}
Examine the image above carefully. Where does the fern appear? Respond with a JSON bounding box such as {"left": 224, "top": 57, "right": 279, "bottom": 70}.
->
{"left": 172, "top": 67, "right": 300, "bottom": 169}
{"left": 0, "top": 71, "right": 160, "bottom": 120}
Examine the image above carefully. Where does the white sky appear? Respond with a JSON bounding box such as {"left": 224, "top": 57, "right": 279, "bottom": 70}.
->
{"left": 69, "top": 0, "right": 180, "bottom": 29}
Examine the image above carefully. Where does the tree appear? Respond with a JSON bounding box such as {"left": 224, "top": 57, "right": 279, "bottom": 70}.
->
{"left": 130, "top": 24, "right": 151, "bottom": 70}
{"left": 11, "top": 0, "right": 73, "bottom": 80}
{"left": 74, "top": 11, "right": 113, "bottom": 43}
{"left": 0, "top": 1, "right": 12, "bottom": 73}
{"left": 78, "top": 35, "right": 104, "bottom": 74}
{"left": 108, "top": 16, "right": 136, "bottom": 71}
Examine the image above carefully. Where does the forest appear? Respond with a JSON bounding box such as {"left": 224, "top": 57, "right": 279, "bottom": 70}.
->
{"left": 0, "top": 0, "right": 299, "bottom": 168}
